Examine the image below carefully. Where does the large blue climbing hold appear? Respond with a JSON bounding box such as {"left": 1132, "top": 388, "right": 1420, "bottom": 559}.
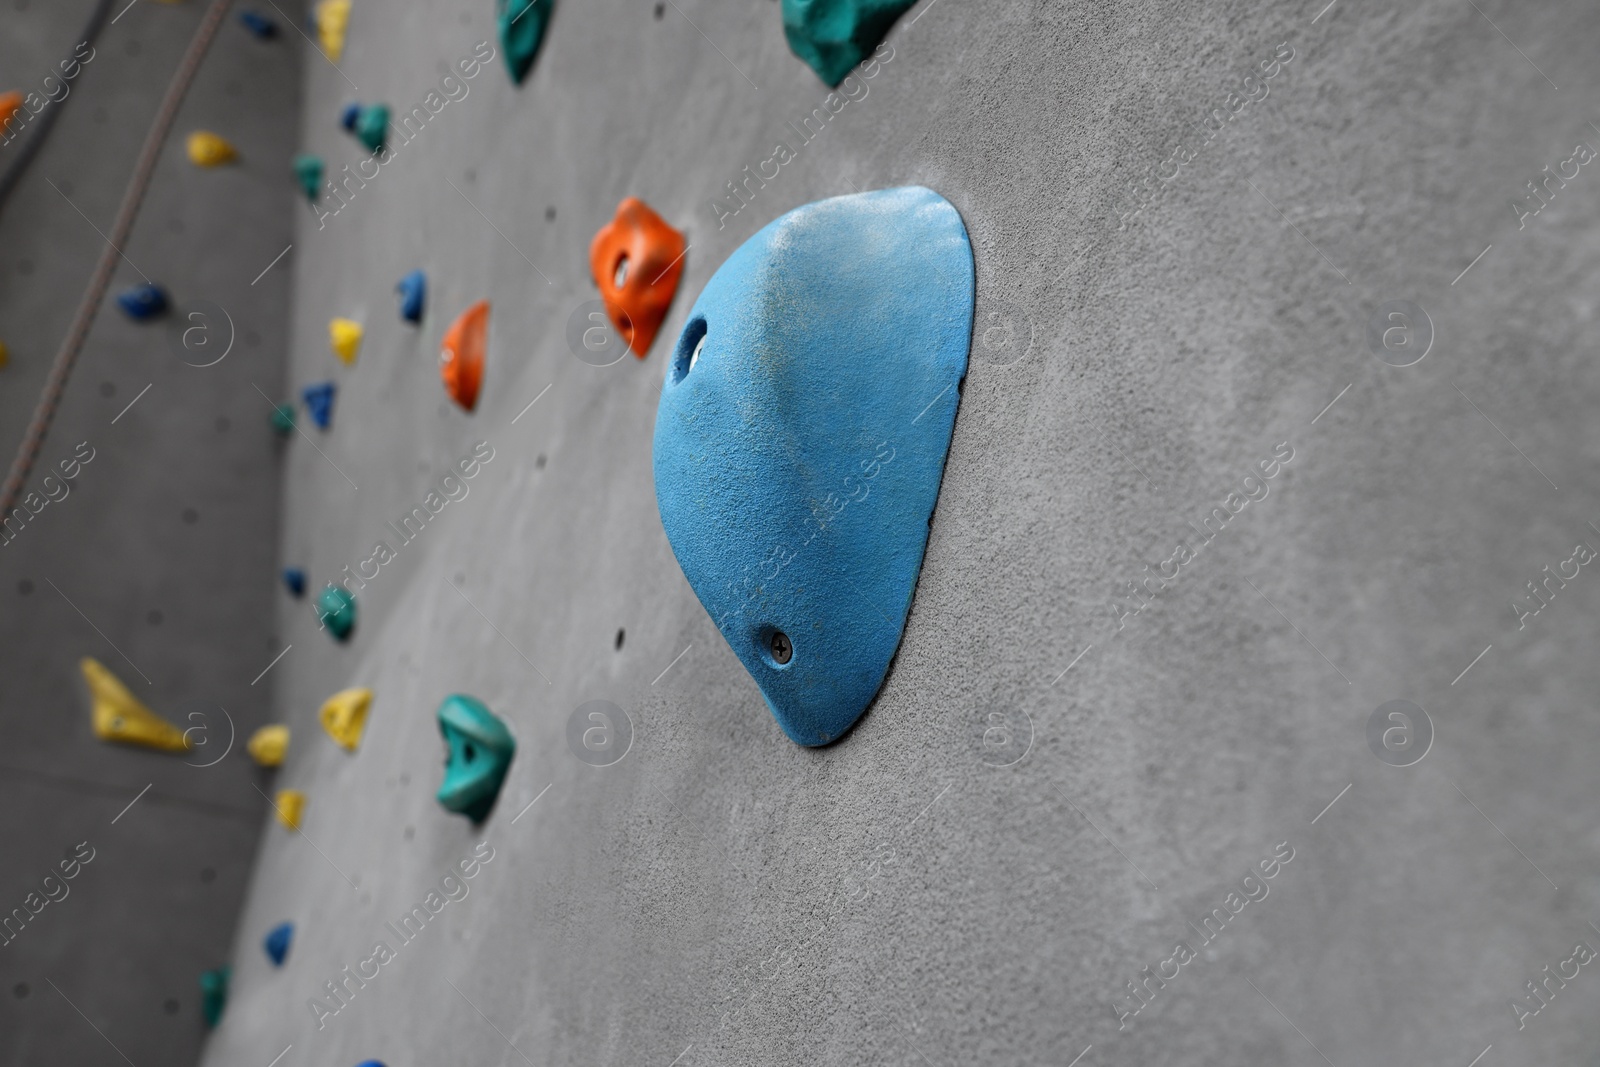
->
{"left": 239, "top": 10, "right": 277, "bottom": 37}
{"left": 263, "top": 921, "right": 293, "bottom": 966}
{"left": 652, "top": 186, "right": 973, "bottom": 747}
{"left": 302, "top": 382, "right": 336, "bottom": 429}
{"left": 116, "top": 284, "right": 168, "bottom": 321}
{"left": 396, "top": 269, "right": 426, "bottom": 324}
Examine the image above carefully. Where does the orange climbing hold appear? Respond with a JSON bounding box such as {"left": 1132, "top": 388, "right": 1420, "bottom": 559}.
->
{"left": 0, "top": 91, "right": 22, "bottom": 132}
{"left": 440, "top": 300, "right": 488, "bottom": 411}
{"left": 588, "top": 197, "right": 686, "bottom": 359}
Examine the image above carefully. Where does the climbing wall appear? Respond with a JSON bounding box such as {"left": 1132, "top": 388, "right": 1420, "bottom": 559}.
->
{"left": 9, "top": 0, "right": 1600, "bottom": 1064}
{"left": 0, "top": 1, "right": 303, "bottom": 1064}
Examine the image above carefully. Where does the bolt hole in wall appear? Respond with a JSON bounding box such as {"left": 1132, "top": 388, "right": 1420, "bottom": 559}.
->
{"left": 615, "top": 627, "right": 625, "bottom": 650}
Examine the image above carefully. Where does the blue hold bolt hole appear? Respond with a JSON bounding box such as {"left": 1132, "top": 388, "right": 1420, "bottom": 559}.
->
{"left": 761, "top": 626, "right": 793, "bottom": 668}
{"left": 672, "top": 317, "right": 707, "bottom": 384}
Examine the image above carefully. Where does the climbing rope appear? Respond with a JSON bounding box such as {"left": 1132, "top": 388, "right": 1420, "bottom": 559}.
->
{"left": 0, "top": 0, "right": 234, "bottom": 520}
{"left": 0, "top": 0, "right": 115, "bottom": 215}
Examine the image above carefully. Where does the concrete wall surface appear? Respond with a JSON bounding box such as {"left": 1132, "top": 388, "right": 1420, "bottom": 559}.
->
{"left": 9, "top": 0, "right": 1600, "bottom": 1064}
{"left": 0, "top": 0, "right": 303, "bottom": 1064}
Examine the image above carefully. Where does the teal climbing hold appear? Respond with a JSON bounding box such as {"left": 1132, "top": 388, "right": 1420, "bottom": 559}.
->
{"left": 316, "top": 584, "right": 357, "bottom": 641}
{"left": 497, "top": 0, "right": 554, "bottom": 85}
{"left": 271, "top": 402, "right": 296, "bottom": 434}
{"left": 263, "top": 921, "right": 292, "bottom": 966}
{"left": 199, "top": 967, "right": 229, "bottom": 1028}
{"left": 781, "top": 0, "right": 913, "bottom": 86}
{"left": 302, "top": 382, "right": 336, "bottom": 429}
{"left": 293, "top": 154, "right": 323, "bottom": 202}
{"left": 354, "top": 104, "right": 389, "bottom": 154}
{"left": 436, "top": 694, "right": 515, "bottom": 823}
{"left": 396, "top": 269, "right": 425, "bottom": 323}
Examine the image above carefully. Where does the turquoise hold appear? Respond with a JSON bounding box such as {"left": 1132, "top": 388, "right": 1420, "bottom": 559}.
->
{"left": 316, "top": 584, "right": 357, "bottom": 641}
{"left": 355, "top": 104, "right": 389, "bottom": 154}
{"left": 293, "top": 154, "right": 323, "bottom": 202}
{"left": 271, "top": 402, "right": 296, "bottom": 434}
{"left": 436, "top": 694, "right": 515, "bottom": 823}
{"left": 652, "top": 187, "right": 972, "bottom": 746}
{"left": 199, "top": 966, "right": 229, "bottom": 1028}
{"left": 497, "top": 0, "right": 553, "bottom": 85}
{"left": 781, "top": 0, "right": 914, "bottom": 86}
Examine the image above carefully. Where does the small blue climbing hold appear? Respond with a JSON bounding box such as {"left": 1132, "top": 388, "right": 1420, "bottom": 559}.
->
{"left": 263, "top": 921, "right": 293, "bottom": 966}
{"left": 652, "top": 186, "right": 973, "bottom": 747}
{"left": 316, "top": 584, "right": 357, "bottom": 641}
{"left": 355, "top": 1061, "right": 387, "bottom": 1067}
{"left": 282, "top": 568, "right": 306, "bottom": 597}
{"left": 116, "top": 284, "right": 168, "bottom": 321}
{"left": 396, "top": 269, "right": 426, "bottom": 324}
{"left": 302, "top": 382, "right": 336, "bottom": 429}
{"left": 239, "top": 10, "right": 277, "bottom": 37}
{"left": 339, "top": 101, "right": 362, "bottom": 131}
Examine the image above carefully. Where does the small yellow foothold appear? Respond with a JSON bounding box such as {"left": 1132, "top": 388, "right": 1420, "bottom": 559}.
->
{"left": 81, "top": 657, "right": 190, "bottom": 751}
{"left": 247, "top": 724, "right": 290, "bottom": 767}
{"left": 314, "top": 0, "right": 352, "bottom": 63}
{"left": 274, "top": 789, "right": 306, "bottom": 830}
{"left": 329, "top": 318, "right": 364, "bottom": 365}
{"left": 318, "top": 687, "right": 371, "bottom": 751}
{"left": 186, "top": 131, "right": 237, "bottom": 167}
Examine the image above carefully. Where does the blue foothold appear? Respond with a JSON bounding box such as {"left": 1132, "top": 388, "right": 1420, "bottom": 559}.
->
{"left": 339, "top": 102, "right": 362, "bottom": 131}
{"left": 282, "top": 568, "right": 306, "bottom": 597}
{"left": 263, "top": 921, "right": 293, "bottom": 966}
{"left": 116, "top": 283, "right": 168, "bottom": 321}
{"left": 652, "top": 186, "right": 973, "bottom": 747}
{"left": 302, "top": 382, "right": 336, "bottom": 430}
{"left": 239, "top": 10, "right": 277, "bottom": 37}
{"left": 396, "top": 269, "right": 426, "bottom": 324}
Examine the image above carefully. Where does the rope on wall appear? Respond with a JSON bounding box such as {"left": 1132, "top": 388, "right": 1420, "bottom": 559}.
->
{"left": 0, "top": 0, "right": 235, "bottom": 520}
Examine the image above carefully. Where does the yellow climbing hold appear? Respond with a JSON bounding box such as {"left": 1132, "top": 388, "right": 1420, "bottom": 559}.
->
{"left": 81, "top": 657, "right": 190, "bottom": 751}
{"left": 274, "top": 789, "right": 306, "bottom": 830}
{"left": 315, "top": 0, "right": 352, "bottom": 62}
{"left": 318, "top": 687, "right": 371, "bottom": 751}
{"left": 247, "top": 724, "right": 290, "bottom": 767}
{"left": 186, "top": 131, "right": 237, "bottom": 167}
{"left": 329, "top": 318, "right": 363, "bottom": 365}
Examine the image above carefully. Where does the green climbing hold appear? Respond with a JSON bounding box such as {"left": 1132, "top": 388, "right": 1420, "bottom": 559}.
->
{"left": 781, "top": 0, "right": 913, "bottom": 86}
{"left": 436, "top": 694, "right": 516, "bottom": 823}
{"left": 497, "top": 0, "right": 554, "bottom": 85}
{"left": 293, "top": 154, "right": 323, "bottom": 202}
{"left": 316, "top": 584, "right": 357, "bottom": 642}
{"left": 355, "top": 104, "right": 389, "bottom": 154}
{"left": 199, "top": 966, "right": 229, "bottom": 1028}
{"left": 271, "top": 402, "right": 296, "bottom": 434}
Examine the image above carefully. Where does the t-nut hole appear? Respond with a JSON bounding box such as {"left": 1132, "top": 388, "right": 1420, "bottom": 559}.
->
{"left": 463, "top": 742, "right": 476, "bottom": 764}
{"left": 672, "top": 317, "right": 707, "bottom": 384}
{"left": 613, "top": 253, "right": 630, "bottom": 289}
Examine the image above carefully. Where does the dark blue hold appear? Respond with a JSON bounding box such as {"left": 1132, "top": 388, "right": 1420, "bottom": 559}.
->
{"left": 355, "top": 1061, "right": 387, "bottom": 1067}
{"left": 116, "top": 284, "right": 168, "bottom": 321}
{"left": 263, "top": 922, "right": 293, "bottom": 966}
{"left": 282, "top": 568, "right": 306, "bottom": 597}
{"left": 396, "top": 270, "right": 426, "bottom": 324}
{"left": 302, "top": 382, "right": 336, "bottom": 430}
{"left": 339, "top": 102, "right": 362, "bottom": 132}
{"left": 239, "top": 10, "right": 277, "bottom": 37}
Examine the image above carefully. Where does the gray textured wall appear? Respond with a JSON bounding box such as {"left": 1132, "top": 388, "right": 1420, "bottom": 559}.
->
{"left": 10, "top": 0, "right": 1600, "bottom": 1064}
{"left": 0, "top": 1, "right": 302, "bottom": 1064}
